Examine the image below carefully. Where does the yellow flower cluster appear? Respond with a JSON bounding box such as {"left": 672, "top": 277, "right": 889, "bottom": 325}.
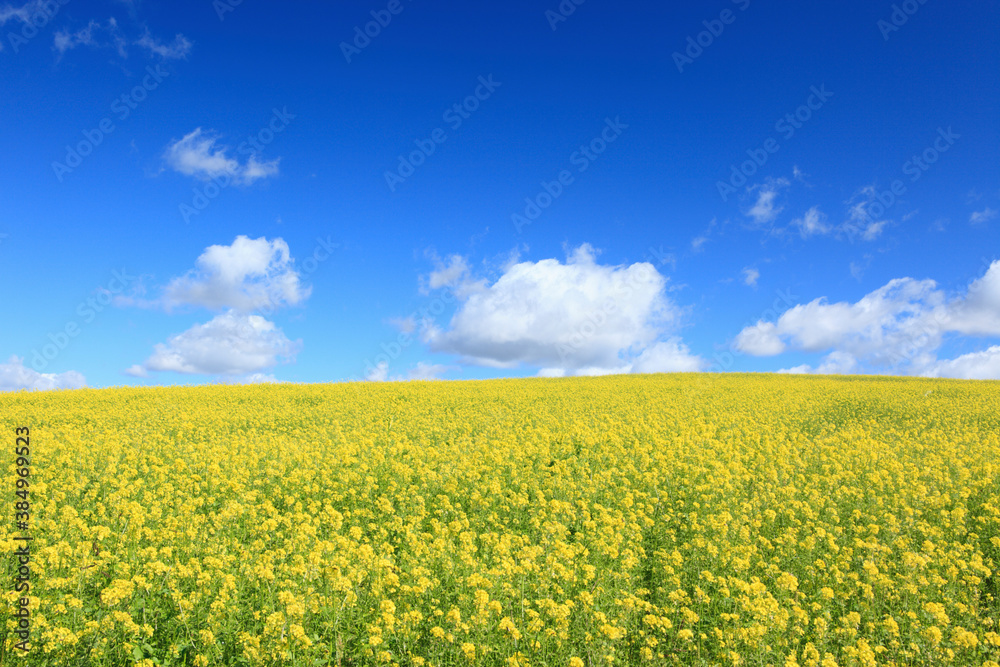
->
{"left": 2, "top": 373, "right": 999, "bottom": 665}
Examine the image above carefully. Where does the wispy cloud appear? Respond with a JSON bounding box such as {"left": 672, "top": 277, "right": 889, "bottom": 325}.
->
{"left": 134, "top": 29, "right": 191, "bottom": 59}
{"left": 53, "top": 18, "right": 128, "bottom": 58}
{"left": 164, "top": 128, "right": 279, "bottom": 185}
{"left": 746, "top": 179, "right": 788, "bottom": 225}
{"left": 970, "top": 207, "right": 997, "bottom": 225}
{"left": 791, "top": 206, "right": 831, "bottom": 238}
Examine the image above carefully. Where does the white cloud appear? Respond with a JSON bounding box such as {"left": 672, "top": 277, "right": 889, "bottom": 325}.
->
{"left": 970, "top": 207, "right": 997, "bottom": 225}
{"left": 843, "top": 185, "right": 891, "bottom": 241}
{"left": 736, "top": 277, "right": 945, "bottom": 365}
{"left": 406, "top": 362, "right": 449, "bottom": 381}
{"left": 742, "top": 267, "right": 760, "bottom": 287}
{"left": 216, "top": 373, "right": 281, "bottom": 385}
{"left": 923, "top": 346, "right": 1000, "bottom": 380}
{"left": 734, "top": 321, "right": 785, "bottom": 356}
{"left": 49, "top": 15, "right": 189, "bottom": 60}
{"left": 364, "top": 361, "right": 450, "bottom": 382}
{"left": 945, "top": 260, "right": 1000, "bottom": 336}
{"left": 53, "top": 18, "right": 129, "bottom": 58}
{"left": 135, "top": 311, "right": 301, "bottom": 376}
{"left": 631, "top": 339, "right": 705, "bottom": 373}
{"left": 791, "top": 206, "right": 830, "bottom": 238}
{"left": 134, "top": 29, "right": 191, "bottom": 59}
{"left": 123, "top": 364, "right": 148, "bottom": 378}
{"left": 0, "top": 356, "right": 86, "bottom": 392}
{"left": 862, "top": 220, "right": 887, "bottom": 241}
{"left": 419, "top": 244, "right": 703, "bottom": 375}
{"left": 421, "top": 254, "right": 486, "bottom": 298}
{"left": 781, "top": 351, "right": 859, "bottom": 376}
{"left": 747, "top": 181, "right": 786, "bottom": 225}
{"left": 164, "top": 128, "right": 279, "bottom": 185}
{"left": 691, "top": 217, "right": 718, "bottom": 252}
{"left": 735, "top": 260, "right": 1000, "bottom": 378}
{"left": 162, "top": 236, "right": 309, "bottom": 312}
{"left": 0, "top": 1, "right": 38, "bottom": 26}
{"left": 365, "top": 360, "right": 390, "bottom": 382}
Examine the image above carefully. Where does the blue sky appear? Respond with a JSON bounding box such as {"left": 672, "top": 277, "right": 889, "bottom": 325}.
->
{"left": 1, "top": 0, "right": 999, "bottom": 390}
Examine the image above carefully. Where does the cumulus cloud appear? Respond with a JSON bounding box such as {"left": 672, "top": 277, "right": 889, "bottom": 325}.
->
{"left": 742, "top": 267, "right": 760, "bottom": 287}
{"left": 946, "top": 260, "right": 1000, "bottom": 336}
{"left": 631, "top": 339, "right": 705, "bottom": 374}
{"left": 133, "top": 311, "right": 301, "bottom": 376}
{"left": 736, "top": 260, "right": 1000, "bottom": 379}
{"left": 0, "top": 356, "right": 86, "bottom": 392}
{"left": 734, "top": 321, "right": 786, "bottom": 356}
{"left": 970, "top": 207, "right": 997, "bottom": 225}
{"left": 924, "top": 346, "right": 1000, "bottom": 380}
{"left": 162, "top": 236, "right": 309, "bottom": 313}
{"left": 164, "top": 128, "right": 279, "bottom": 185}
{"left": 418, "top": 244, "right": 704, "bottom": 376}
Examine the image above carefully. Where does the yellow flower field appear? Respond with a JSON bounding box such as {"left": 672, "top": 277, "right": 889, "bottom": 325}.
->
{"left": 2, "top": 373, "right": 999, "bottom": 666}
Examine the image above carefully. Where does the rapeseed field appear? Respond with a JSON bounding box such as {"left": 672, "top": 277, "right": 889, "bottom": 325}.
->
{"left": 2, "top": 373, "right": 999, "bottom": 666}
